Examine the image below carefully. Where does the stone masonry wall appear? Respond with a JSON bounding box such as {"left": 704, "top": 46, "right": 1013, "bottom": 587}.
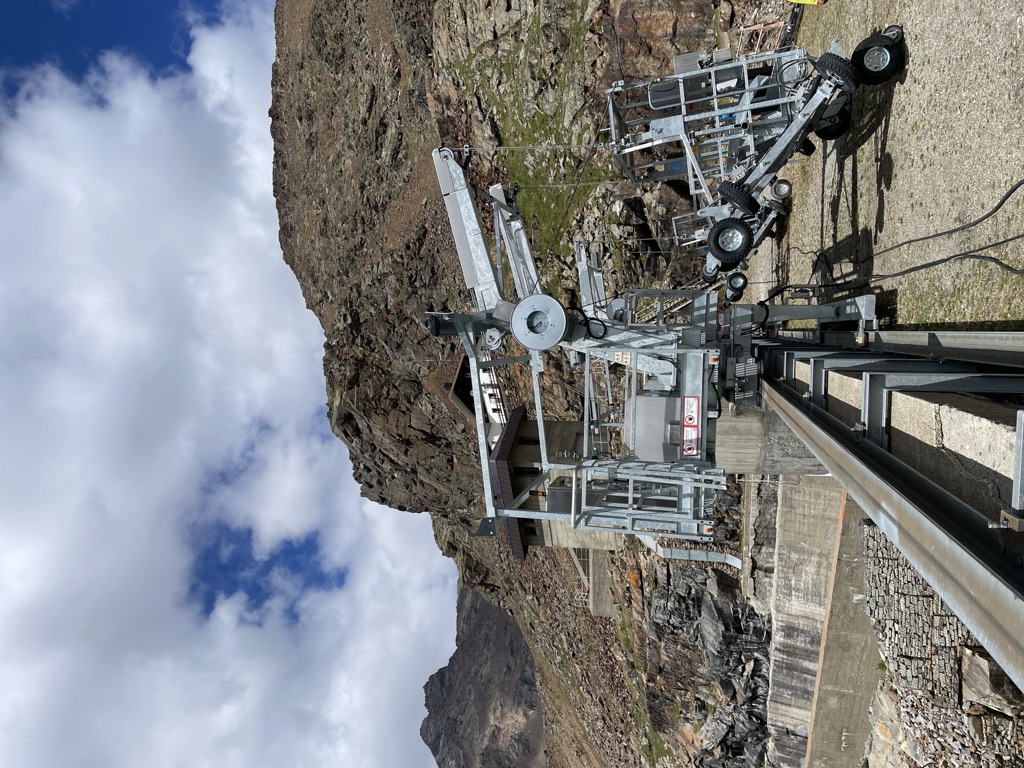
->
{"left": 862, "top": 523, "right": 1024, "bottom": 768}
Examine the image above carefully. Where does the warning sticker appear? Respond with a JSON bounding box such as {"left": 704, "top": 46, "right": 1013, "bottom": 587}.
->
{"left": 683, "top": 395, "right": 700, "bottom": 426}
{"left": 682, "top": 426, "right": 699, "bottom": 456}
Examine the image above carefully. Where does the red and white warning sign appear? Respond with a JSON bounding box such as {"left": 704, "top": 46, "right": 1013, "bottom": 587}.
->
{"left": 683, "top": 395, "right": 700, "bottom": 426}
{"left": 682, "top": 426, "right": 699, "bottom": 456}
{"left": 681, "top": 395, "right": 701, "bottom": 456}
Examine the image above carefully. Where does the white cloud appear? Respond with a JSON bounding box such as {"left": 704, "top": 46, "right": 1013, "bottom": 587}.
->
{"left": 0, "top": 2, "right": 457, "bottom": 767}
{"left": 50, "top": 0, "right": 80, "bottom": 16}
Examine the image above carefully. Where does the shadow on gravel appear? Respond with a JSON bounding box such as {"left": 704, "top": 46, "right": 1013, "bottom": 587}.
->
{"left": 824, "top": 80, "right": 900, "bottom": 248}
{"left": 810, "top": 65, "right": 908, "bottom": 317}
{"left": 814, "top": 225, "right": 875, "bottom": 288}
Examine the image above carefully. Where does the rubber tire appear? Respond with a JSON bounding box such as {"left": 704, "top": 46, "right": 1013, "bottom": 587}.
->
{"left": 814, "top": 106, "right": 852, "bottom": 141}
{"left": 814, "top": 52, "right": 860, "bottom": 89}
{"left": 707, "top": 218, "right": 753, "bottom": 268}
{"left": 726, "top": 272, "right": 748, "bottom": 292}
{"left": 852, "top": 35, "right": 905, "bottom": 86}
{"left": 771, "top": 178, "right": 793, "bottom": 200}
{"left": 724, "top": 272, "right": 747, "bottom": 303}
{"left": 717, "top": 180, "right": 760, "bottom": 217}
{"left": 700, "top": 262, "right": 720, "bottom": 284}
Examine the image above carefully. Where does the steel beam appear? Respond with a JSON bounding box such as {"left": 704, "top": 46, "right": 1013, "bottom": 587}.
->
{"left": 862, "top": 372, "right": 889, "bottom": 448}
{"left": 432, "top": 149, "right": 503, "bottom": 311}
{"left": 858, "top": 372, "right": 1024, "bottom": 448}
{"left": 491, "top": 184, "right": 541, "bottom": 300}
{"left": 865, "top": 372, "right": 1024, "bottom": 393}
{"left": 811, "top": 356, "right": 976, "bottom": 408}
{"left": 1014, "top": 409, "right": 1024, "bottom": 514}
{"left": 764, "top": 377, "right": 1024, "bottom": 693}
{"left": 821, "top": 330, "right": 1024, "bottom": 368}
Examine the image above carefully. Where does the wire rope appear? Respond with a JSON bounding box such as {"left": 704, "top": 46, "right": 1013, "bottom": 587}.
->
{"left": 866, "top": 231, "right": 1024, "bottom": 283}
{"left": 441, "top": 142, "right": 606, "bottom": 153}
{"left": 868, "top": 178, "right": 1024, "bottom": 260}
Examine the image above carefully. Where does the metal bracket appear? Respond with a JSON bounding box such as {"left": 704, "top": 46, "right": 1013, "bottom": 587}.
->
{"left": 1006, "top": 410, "right": 1024, "bottom": 531}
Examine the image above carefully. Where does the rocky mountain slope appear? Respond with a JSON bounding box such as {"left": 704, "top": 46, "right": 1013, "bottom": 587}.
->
{"left": 422, "top": 586, "right": 547, "bottom": 768}
{"left": 271, "top": 0, "right": 480, "bottom": 514}
{"left": 270, "top": 0, "right": 782, "bottom": 765}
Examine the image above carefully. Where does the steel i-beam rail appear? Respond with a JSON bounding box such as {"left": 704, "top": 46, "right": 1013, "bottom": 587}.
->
{"left": 763, "top": 377, "right": 1024, "bottom": 693}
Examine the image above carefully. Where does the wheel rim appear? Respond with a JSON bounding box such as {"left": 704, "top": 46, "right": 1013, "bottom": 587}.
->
{"left": 883, "top": 25, "right": 903, "bottom": 42}
{"left": 863, "top": 46, "right": 891, "bottom": 73}
{"left": 774, "top": 181, "right": 792, "bottom": 198}
{"left": 718, "top": 227, "right": 744, "bottom": 252}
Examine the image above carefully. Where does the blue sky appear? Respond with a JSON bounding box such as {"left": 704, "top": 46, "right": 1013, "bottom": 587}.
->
{"left": 3, "top": 0, "right": 212, "bottom": 82}
{"left": 0, "top": 2, "right": 458, "bottom": 766}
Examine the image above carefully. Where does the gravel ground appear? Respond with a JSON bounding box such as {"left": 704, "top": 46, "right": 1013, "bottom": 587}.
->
{"left": 751, "top": 3, "right": 1024, "bottom": 327}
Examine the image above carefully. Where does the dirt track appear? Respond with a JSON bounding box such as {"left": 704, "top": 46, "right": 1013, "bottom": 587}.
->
{"left": 754, "top": 3, "right": 1024, "bottom": 327}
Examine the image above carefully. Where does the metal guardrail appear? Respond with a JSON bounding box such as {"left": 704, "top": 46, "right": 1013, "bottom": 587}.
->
{"left": 637, "top": 534, "right": 742, "bottom": 569}
{"left": 763, "top": 377, "right": 1024, "bottom": 692}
